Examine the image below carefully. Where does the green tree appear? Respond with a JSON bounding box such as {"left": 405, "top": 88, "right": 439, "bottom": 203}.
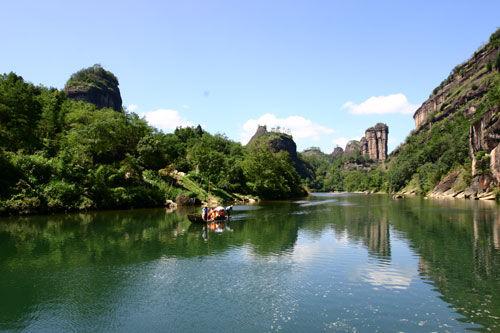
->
{"left": 0, "top": 73, "right": 42, "bottom": 152}
{"left": 242, "top": 145, "right": 305, "bottom": 199}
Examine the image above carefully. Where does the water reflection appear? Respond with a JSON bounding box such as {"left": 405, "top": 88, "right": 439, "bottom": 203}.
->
{"left": 0, "top": 195, "right": 498, "bottom": 331}
{"left": 363, "top": 265, "right": 414, "bottom": 290}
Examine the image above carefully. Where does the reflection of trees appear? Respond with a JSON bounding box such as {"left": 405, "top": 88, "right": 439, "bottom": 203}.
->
{"left": 385, "top": 197, "right": 500, "bottom": 331}
{"left": 364, "top": 215, "right": 390, "bottom": 258}
{"left": 0, "top": 205, "right": 302, "bottom": 328}
{"left": 1, "top": 195, "right": 498, "bottom": 330}
{"left": 236, "top": 202, "right": 299, "bottom": 255}
{"left": 297, "top": 195, "right": 500, "bottom": 330}
{"left": 310, "top": 195, "right": 392, "bottom": 259}
{"left": 0, "top": 209, "right": 192, "bottom": 328}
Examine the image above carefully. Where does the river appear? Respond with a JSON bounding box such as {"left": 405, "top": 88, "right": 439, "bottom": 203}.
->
{"left": 0, "top": 194, "right": 499, "bottom": 332}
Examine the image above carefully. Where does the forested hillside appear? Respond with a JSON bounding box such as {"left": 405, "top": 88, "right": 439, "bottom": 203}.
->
{"left": 0, "top": 66, "right": 308, "bottom": 215}
{"left": 388, "top": 28, "right": 499, "bottom": 199}
{"left": 303, "top": 28, "right": 499, "bottom": 200}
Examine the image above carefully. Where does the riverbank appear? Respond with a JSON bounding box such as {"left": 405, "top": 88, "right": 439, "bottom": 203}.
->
{"left": 331, "top": 189, "right": 499, "bottom": 202}
{"left": 398, "top": 179, "right": 499, "bottom": 201}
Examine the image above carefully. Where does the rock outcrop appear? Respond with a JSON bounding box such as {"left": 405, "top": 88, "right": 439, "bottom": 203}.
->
{"left": 344, "top": 140, "right": 360, "bottom": 155}
{"left": 343, "top": 123, "right": 389, "bottom": 162}
{"left": 248, "top": 125, "right": 297, "bottom": 157}
{"left": 249, "top": 125, "right": 268, "bottom": 143}
{"left": 413, "top": 32, "right": 499, "bottom": 131}
{"left": 64, "top": 64, "right": 123, "bottom": 112}
{"left": 331, "top": 146, "right": 344, "bottom": 158}
{"left": 492, "top": 145, "right": 500, "bottom": 184}
{"left": 247, "top": 125, "right": 313, "bottom": 178}
{"left": 397, "top": 29, "right": 500, "bottom": 200}
{"left": 469, "top": 107, "right": 500, "bottom": 194}
{"left": 361, "top": 123, "right": 389, "bottom": 161}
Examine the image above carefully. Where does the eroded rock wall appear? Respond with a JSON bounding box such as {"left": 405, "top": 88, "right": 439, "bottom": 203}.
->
{"left": 361, "top": 123, "right": 388, "bottom": 161}
{"left": 413, "top": 43, "right": 498, "bottom": 130}
{"left": 470, "top": 107, "right": 500, "bottom": 181}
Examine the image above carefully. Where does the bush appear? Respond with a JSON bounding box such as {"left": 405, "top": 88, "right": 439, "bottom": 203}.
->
{"left": 3, "top": 195, "right": 42, "bottom": 215}
{"left": 416, "top": 163, "right": 440, "bottom": 193}
{"left": 137, "top": 132, "right": 182, "bottom": 170}
{"left": 475, "top": 151, "right": 491, "bottom": 175}
{"left": 43, "top": 180, "right": 80, "bottom": 210}
{"left": 0, "top": 151, "right": 19, "bottom": 197}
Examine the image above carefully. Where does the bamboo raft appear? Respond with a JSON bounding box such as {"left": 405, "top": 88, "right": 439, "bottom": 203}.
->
{"left": 187, "top": 214, "right": 229, "bottom": 224}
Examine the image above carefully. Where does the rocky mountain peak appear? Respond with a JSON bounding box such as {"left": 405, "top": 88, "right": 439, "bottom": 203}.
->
{"left": 340, "top": 123, "right": 389, "bottom": 162}
{"left": 361, "top": 123, "right": 389, "bottom": 161}
{"left": 64, "top": 64, "right": 123, "bottom": 112}
{"left": 247, "top": 126, "right": 313, "bottom": 179}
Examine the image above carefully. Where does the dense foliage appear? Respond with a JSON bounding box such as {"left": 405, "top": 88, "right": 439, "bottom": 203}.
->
{"left": 243, "top": 143, "right": 306, "bottom": 199}
{"left": 0, "top": 72, "right": 307, "bottom": 215}
{"left": 65, "top": 64, "right": 119, "bottom": 92}
{"left": 385, "top": 113, "right": 470, "bottom": 193}
{"left": 301, "top": 148, "right": 386, "bottom": 193}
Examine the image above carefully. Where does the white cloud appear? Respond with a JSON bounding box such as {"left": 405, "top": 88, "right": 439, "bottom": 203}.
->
{"left": 363, "top": 266, "right": 415, "bottom": 290}
{"left": 240, "top": 113, "right": 334, "bottom": 144}
{"left": 127, "top": 104, "right": 139, "bottom": 112}
{"left": 143, "top": 109, "right": 193, "bottom": 132}
{"left": 342, "top": 93, "right": 417, "bottom": 115}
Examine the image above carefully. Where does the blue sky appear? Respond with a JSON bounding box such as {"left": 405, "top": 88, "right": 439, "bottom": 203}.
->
{"left": 1, "top": 0, "right": 499, "bottom": 152}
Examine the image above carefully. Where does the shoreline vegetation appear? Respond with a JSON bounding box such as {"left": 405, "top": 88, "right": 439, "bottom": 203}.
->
{"left": 0, "top": 66, "right": 307, "bottom": 216}
{"left": 1, "top": 30, "right": 499, "bottom": 216}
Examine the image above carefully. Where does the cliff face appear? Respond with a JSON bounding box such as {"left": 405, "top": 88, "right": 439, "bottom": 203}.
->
{"left": 413, "top": 34, "right": 498, "bottom": 131}
{"left": 400, "top": 29, "right": 500, "bottom": 199}
{"left": 64, "top": 64, "right": 123, "bottom": 112}
{"left": 249, "top": 125, "right": 268, "bottom": 143}
{"left": 248, "top": 125, "right": 298, "bottom": 157}
{"left": 470, "top": 107, "right": 500, "bottom": 182}
{"left": 361, "top": 123, "right": 389, "bottom": 161}
{"left": 342, "top": 123, "right": 389, "bottom": 162}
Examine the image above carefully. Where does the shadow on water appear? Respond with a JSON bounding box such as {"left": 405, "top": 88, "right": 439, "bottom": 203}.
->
{"left": 0, "top": 194, "right": 499, "bottom": 331}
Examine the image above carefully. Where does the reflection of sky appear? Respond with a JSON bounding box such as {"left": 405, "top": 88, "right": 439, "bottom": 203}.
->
{"left": 362, "top": 266, "right": 414, "bottom": 290}
{"left": 361, "top": 230, "right": 418, "bottom": 290}
{"left": 290, "top": 228, "right": 417, "bottom": 290}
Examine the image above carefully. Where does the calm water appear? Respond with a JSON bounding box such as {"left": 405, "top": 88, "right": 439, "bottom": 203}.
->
{"left": 0, "top": 194, "right": 499, "bottom": 332}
